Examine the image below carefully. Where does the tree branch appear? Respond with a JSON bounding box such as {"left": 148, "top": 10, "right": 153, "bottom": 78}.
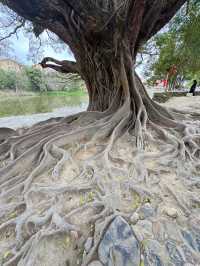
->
{"left": 127, "top": 0, "right": 187, "bottom": 52}
{"left": 0, "top": 19, "right": 25, "bottom": 41}
{"left": 128, "top": 0, "right": 146, "bottom": 53}
{"left": 40, "top": 57, "right": 79, "bottom": 74}
{"left": 139, "top": 0, "right": 187, "bottom": 44}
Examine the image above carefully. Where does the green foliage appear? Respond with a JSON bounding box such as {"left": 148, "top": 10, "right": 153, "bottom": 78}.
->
{"left": 25, "top": 67, "right": 46, "bottom": 92}
{"left": 146, "top": 2, "right": 200, "bottom": 83}
{"left": 147, "top": 32, "right": 178, "bottom": 83}
{"left": 0, "top": 67, "right": 46, "bottom": 92}
{"left": 0, "top": 67, "right": 85, "bottom": 92}
{"left": 15, "top": 70, "right": 31, "bottom": 91}
{"left": 0, "top": 69, "right": 17, "bottom": 90}
{"left": 62, "top": 80, "right": 84, "bottom": 92}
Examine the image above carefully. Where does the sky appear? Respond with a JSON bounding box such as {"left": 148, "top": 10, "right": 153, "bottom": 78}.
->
{"left": 2, "top": 31, "right": 75, "bottom": 65}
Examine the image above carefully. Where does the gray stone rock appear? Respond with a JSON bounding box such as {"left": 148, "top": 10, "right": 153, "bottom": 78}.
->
{"left": 180, "top": 244, "right": 198, "bottom": 265}
{"left": 165, "top": 240, "right": 185, "bottom": 266}
{"left": 162, "top": 207, "right": 179, "bottom": 218}
{"left": 84, "top": 237, "right": 93, "bottom": 254}
{"left": 181, "top": 230, "right": 197, "bottom": 251}
{"left": 130, "top": 212, "right": 139, "bottom": 224}
{"left": 195, "top": 233, "right": 200, "bottom": 251}
{"left": 139, "top": 203, "right": 155, "bottom": 219}
{"left": 132, "top": 220, "right": 153, "bottom": 242}
{"left": 143, "top": 240, "right": 165, "bottom": 266}
{"left": 98, "top": 216, "right": 140, "bottom": 266}
{"left": 144, "top": 253, "right": 164, "bottom": 266}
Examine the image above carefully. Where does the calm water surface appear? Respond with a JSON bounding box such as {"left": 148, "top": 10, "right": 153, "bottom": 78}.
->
{"left": 0, "top": 92, "right": 88, "bottom": 129}
{"left": 0, "top": 89, "right": 155, "bottom": 129}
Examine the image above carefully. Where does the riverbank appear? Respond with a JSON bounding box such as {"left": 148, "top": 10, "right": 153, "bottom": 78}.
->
{"left": 153, "top": 90, "right": 200, "bottom": 103}
{"left": 0, "top": 89, "right": 86, "bottom": 99}
{"left": 0, "top": 90, "right": 88, "bottom": 118}
{"left": 1, "top": 95, "right": 200, "bottom": 130}
{"left": 0, "top": 90, "right": 35, "bottom": 101}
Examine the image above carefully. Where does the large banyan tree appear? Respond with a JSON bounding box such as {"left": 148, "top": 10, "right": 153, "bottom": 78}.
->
{"left": 1, "top": 1, "right": 200, "bottom": 266}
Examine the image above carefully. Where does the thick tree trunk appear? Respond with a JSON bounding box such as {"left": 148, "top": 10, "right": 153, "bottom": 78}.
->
{"left": 77, "top": 48, "right": 124, "bottom": 112}
{"left": 75, "top": 38, "right": 176, "bottom": 133}
{"left": 83, "top": 56, "right": 123, "bottom": 112}
{"left": 76, "top": 39, "right": 143, "bottom": 116}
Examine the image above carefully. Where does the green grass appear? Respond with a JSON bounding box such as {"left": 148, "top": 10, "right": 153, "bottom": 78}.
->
{"left": 0, "top": 90, "right": 36, "bottom": 102}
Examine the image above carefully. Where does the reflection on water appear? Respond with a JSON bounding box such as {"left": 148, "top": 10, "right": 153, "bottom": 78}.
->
{"left": 0, "top": 93, "right": 88, "bottom": 117}
{"left": 0, "top": 89, "right": 154, "bottom": 129}
{"left": 0, "top": 93, "right": 88, "bottom": 129}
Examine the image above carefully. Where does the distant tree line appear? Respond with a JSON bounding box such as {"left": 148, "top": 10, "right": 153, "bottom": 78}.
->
{"left": 142, "top": 1, "right": 200, "bottom": 87}
{"left": 0, "top": 67, "right": 84, "bottom": 92}
{"left": 0, "top": 67, "right": 46, "bottom": 91}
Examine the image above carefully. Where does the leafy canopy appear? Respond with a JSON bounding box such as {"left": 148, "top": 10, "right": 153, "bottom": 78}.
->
{"left": 146, "top": 1, "right": 200, "bottom": 82}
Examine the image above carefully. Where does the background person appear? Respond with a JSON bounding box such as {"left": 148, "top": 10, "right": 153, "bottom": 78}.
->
{"left": 189, "top": 80, "right": 197, "bottom": 96}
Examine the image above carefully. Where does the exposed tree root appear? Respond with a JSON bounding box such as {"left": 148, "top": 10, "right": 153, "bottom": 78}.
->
{"left": 1, "top": 89, "right": 200, "bottom": 265}
{"left": 1, "top": 0, "right": 198, "bottom": 263}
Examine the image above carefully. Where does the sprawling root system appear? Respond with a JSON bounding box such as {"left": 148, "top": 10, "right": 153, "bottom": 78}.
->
{"left": 0, "top": 81, "right": 200, "bottom": 265}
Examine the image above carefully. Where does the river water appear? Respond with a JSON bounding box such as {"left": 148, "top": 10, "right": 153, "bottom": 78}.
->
{"left": 0, "top": 93, "right": 88, "bottom": 129}
{"left": 0, "top": 105, "right": 89, "bottom": 129}
{"left": 0, "top": 89, "right": 155, "bottom": 129}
